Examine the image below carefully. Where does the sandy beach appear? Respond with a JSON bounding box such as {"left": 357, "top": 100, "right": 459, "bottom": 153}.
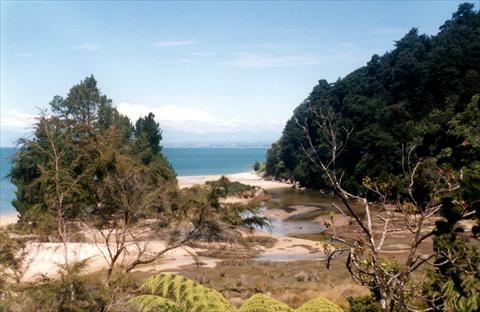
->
{"left": 17, "top": 230, "right": 326, "bottom": 282}
{"left": 0, "top": 213, "right": 18, "bottom": 228}
{"left": 177, "top": 171, "right": 292, "bottom": 189}
{"left": 2, "top": 171, "right": 335, "bottom": 282}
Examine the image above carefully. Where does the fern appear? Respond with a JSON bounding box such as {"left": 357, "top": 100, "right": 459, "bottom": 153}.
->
{"left": 131, "top": 274, "right": 344, "bottom": 312}
{"left": 137, "top": 273, "right": 235, "bottom": 312}
{"left": 296, "top": 298, "right": 344, "bottom": 312}
{"left": 238, "top": 294, "right": 293, "bottom": 312}
{"left": 128, "top": 295, "right": 181, "bottom": 312}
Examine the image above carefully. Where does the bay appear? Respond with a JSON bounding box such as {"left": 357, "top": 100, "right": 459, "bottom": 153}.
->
{"left": 0, "top": 147, "right": 267, "bottom": 216}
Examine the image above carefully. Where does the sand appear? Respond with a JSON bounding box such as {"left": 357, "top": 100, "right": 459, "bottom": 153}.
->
{"left": 177, "top": 171, "right": 292, "bottom": 190}
{"left": 17, "top": 231, "right": 325, "bottom": 282}
{"left": 5, "top": 172, "right": 328, "bottom": 281}
{"left": 0, "top": 213, "right": 18, "bottom": 228}
{"left": 18, "top": 240, "right": 221, "bottom": 282}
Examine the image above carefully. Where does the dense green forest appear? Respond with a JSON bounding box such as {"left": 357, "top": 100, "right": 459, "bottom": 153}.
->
{"left": 264, "top": 4, "right": 480, "bottom": 310}
{"left": 266, "top": 3, "right": 480, "bottom": 193}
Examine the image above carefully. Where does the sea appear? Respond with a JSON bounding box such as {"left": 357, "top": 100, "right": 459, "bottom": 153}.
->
{"left": 0, "top": 147, "right": 267, "bottom": 216}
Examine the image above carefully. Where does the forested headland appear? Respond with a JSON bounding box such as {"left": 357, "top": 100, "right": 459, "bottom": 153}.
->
{"left": 266, "top": 3, "right": 479, "bottom": 194}
{"left": 264, "top": 3, "right": 480, "bottom": 311}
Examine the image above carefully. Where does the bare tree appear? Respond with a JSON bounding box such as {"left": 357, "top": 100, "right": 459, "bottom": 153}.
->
{"left": 91, "top": 148, "right": 207, "bottom": 286}
{"left": 32, "top": 113, "right": 85, "bottom": 266}
{"left": 297, "top": 105, "right": 454, "bottom": 311}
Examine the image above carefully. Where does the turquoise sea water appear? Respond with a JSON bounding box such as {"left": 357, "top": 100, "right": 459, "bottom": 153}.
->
{"left": 0, "top": 147, "right": 267, "bottom": 216}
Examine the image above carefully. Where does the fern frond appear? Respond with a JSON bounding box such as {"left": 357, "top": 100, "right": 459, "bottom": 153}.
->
{"left": 128, "top": 294, "right": 181, "bottom": 312}
{"left": 238, "top": 294, "right": 294, "bottom": 312}
{"left": 134, "top": 274, "right": 343, "bottom": 312}
{"left": 138, "top": 274, "right": 235, "bottom": 312}
{"left": 296, "top": 298, "right": 344, "bottom": 312}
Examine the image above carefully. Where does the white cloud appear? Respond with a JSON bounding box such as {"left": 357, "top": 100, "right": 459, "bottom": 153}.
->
{"left": 227, "top": 53, "right": 325, "bottom": 68}
{"left": 0, "top": 109, "right": 36, "bottom": 130}
{"left": 116, "top": 102, "right": 284, "bottom": 133}
{"left": 155, "top": 40, "right": 196, "bottom": 48}
{"left": 0, "top": 104, "right": 284, "bottom": 138}
{"left": 72, "top": 43, "right": 99, "bottom": 51}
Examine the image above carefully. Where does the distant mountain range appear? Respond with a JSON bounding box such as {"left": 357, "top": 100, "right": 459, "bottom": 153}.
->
{"left": 1, "top": 128, "right": 280, "bottom": 148}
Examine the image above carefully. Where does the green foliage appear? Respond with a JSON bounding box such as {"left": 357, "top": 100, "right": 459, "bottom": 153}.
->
{"left": 253, "top": 162, "right": 261, "bottom": 172}
{"left": 135, "top": 113, "right": 163, "bottom": 154}
{"left": 296, "top": 298, "right": 344, "bottom": 312}
{"left": 238, "top": 294, "right": 293, "bottom": 312}
{"left": 264, "top": 5, "right": 480, "bottom": 309}
{"left": 206, "top": 176, "right": 257, "bottom": 197}
{"left": 0, "top": 231, "right": 22, "bottom": 271}
{"left": 5, "top": 260, "right": 110, "bottom": 312}
{"left": 133, "top": 273, "right": 234, "bottom": 312}
{"left": 422, "top": 229, "right": 480, "bottom": 311}
{"left": 129, "top": 274, "right": 344, "bottom": 312}
{"left": 0, "top": 231, "right": 24, "bottom": 292}
{"left": 265, "top": 4, "right": 480, "bottom": 193}
{"left": 129, "top": 295, "right": 181, "bottom": 312}
{"left": 346, "top": 296, "right": 381, "bottom": 312}
{"left": 9, "top": 76, "right": 176, "bottom": 234}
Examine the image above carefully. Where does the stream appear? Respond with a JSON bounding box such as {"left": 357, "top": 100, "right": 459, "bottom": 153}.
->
{"left": 253, "top": 188, "right": 337, "bottom": 261}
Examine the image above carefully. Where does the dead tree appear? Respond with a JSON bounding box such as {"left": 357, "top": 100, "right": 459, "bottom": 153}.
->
{"left": 297, "top": 105, "right": 453, "bottom": 311}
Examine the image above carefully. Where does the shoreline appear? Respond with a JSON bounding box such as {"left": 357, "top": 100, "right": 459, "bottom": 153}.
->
{"left": 2, "top": 172, "right": 325, "bottom": 282}
{"left": 177, "top": 171, "right": 292, "bottom": 190}
{"left": 0, "top": 171, "right": 291, "bottom": 227}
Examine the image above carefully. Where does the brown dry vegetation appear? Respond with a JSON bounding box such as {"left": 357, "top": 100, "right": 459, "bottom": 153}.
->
{"left": 172, "top": 256, "right": 368, "bottom": 310}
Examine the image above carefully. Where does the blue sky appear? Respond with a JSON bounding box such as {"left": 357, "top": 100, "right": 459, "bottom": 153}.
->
{"left": 0, "top": 0, "right": 472, "bottom": 146}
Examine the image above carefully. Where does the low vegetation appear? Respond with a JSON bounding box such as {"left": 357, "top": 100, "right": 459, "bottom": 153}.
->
{"left": 129, "top": 273, "right": 344, "bottom": 312}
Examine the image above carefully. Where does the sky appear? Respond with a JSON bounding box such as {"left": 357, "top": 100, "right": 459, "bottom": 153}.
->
{"left": 0, "top": 0, "right": 472, "bottom": 147}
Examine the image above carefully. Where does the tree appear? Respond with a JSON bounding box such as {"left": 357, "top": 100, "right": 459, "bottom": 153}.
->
{"left": 266, "top": 4, "right": 480, "bottom": 192}
{"left": 297, "top": 105, "right": 471, "bottom": 311}
{"left": 10, "top": 76, "right": 176, "bottom": 231}
{"left": 135, "top": 113, "right": 162, "bottom": 153}
{"left": 49, "top": 75, "right": 108, "bottom": 126}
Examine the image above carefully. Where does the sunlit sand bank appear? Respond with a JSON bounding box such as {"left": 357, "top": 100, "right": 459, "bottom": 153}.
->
{"left": 177, "top": 171, "right": 292, "bottom": 189}
{"left": 4, "top": 172, "right": 331, "bottom": 282}
{"left": 0, "top": 213, "right": 18, "bottom": 228}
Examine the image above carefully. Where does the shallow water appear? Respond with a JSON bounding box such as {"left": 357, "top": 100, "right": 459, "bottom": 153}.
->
{"left": 255, "top": 252, "right": 324, "bottom": 262}
{"left": 266, "top": 219, "right": 325, "bottom": 236}
{"left": 265, "top": 188, "right": 337, "bottom": 211}
{"left": 266, "top": 187, "right": 364, "bottom": 217}
{"left": 254, "top": 187, "right": 363, "bottom": 261}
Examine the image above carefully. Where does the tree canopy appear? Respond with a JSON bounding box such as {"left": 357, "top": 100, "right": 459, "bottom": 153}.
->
{"left": 266, "top": 3, "right": 480, "bottom": 194}
{"left": 9, "top": 75, "right": 176, "bottom": 231}
{"left": 265, "top": 4, "right": 480, "bottom": 310}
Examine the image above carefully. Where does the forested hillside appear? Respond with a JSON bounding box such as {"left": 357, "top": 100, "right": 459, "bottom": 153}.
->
{"left": 266, "top": 3, "right": 480, "bottom": 193}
